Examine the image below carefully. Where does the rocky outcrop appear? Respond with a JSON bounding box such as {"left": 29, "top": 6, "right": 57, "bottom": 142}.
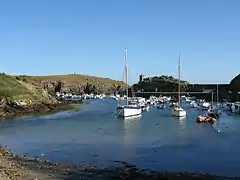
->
{"left": 40, "top": 80, "right": 122, "bottom": 95}
{"left": 0, "top": 98, "right": 83, "bottom": 120}
{"left": 14, "top": 74, "right": 124, "bottom": 95}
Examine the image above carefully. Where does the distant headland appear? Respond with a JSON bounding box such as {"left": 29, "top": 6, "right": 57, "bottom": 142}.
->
{"left": 1, "top": 72, "right": 240, "bottom": 104}
{"left": 133, "top": 74, "right": 240, "bottom": 102}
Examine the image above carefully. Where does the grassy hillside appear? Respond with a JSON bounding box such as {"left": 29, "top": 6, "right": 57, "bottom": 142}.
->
{"left": 17, "top": 74, "right": 123, "bottom": 86}
{"left": 0, "top": 73, "right": 125, "bottom": 103}
{"left": 13, "top": 74, "right": 126, "bottom": 95}
{"left": 0, "top": 74, "right": 50, "bottom": 103}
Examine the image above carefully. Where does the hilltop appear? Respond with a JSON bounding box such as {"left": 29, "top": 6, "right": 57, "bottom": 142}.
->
{"left": 14, "top": 73, "right": 125, "bottom": 95}
{"left": 133, "top": 75, "right": 190, "bottom": 93}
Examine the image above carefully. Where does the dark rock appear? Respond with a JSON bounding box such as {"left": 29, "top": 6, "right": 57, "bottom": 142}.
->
{"left": 39, "top": 80, "right": 121, "bottom": 96}
{"left": 0, "top": 99, "right": 83, "bottom": 120}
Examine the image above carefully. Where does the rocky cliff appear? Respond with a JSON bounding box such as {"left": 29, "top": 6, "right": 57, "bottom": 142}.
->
{"left": 15, "top": 74, "right": 125, "bottom": 95}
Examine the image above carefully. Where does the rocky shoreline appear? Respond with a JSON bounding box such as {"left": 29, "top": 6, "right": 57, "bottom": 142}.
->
{"left": 0, "top": 99, "right": 83, "bottom": 121}
{"left": 0, "top": 146, "right": 237, "bottom": 180}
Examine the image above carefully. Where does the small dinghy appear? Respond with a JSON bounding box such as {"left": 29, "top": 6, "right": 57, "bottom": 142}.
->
{"left": 196, "top": 115, "right": 216, "bottom": 124}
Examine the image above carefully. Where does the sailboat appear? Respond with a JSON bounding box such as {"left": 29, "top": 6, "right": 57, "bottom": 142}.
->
{"left": 116, "top": 49, "right": 142, "bottom": 117}
{"left": 172, "top": 54, "right": 187, "bottom": 117}
{"left": 208, "top": 85, "right": 221, "bottom": 117}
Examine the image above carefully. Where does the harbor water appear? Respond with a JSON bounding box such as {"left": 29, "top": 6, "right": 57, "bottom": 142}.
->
{"left": 0, "top": 99, "right": 239, "bottom": 176}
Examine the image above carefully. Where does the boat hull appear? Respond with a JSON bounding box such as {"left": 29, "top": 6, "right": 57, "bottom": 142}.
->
{"left": 231, "top": 104, "right": 240, "bottom": 113}
{"left": 117, "top": 106, "right": 142, "bottom": 117}
{"left": 141, "top": 105, "right": 149, "bottom": 111}
{"left": 172, "top": 108, "right": 187, "bottom": 117}
{"left": 208, "top": 108, "right": 221, "bottom": 115}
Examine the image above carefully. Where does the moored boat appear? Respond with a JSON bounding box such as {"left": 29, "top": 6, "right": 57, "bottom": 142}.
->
{"left": 172, "top": 107, "right": 187, "bottom": 117}
{"left": 207, "top": 90, "right": 221, "bottom": 118}
{"left": 117, "top": 105, "right": 142, "bottom": 117}
{"left": 172, "top": 54, "right": 187, "bottom": 117}
{"left": 230, "top": 102, "right": 240, "bottom": 113}
{"left": 196, "top": 115, "right": 216, "bottom": 124}
{"left": 116, "top": 49, "right": 142, "bottom": 118}
{"left": 142, "top": 105, "right": 149, "bottom": 111}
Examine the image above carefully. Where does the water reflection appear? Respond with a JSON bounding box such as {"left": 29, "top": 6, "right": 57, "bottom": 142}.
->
{"left": 117, "top": 115, "right": 142, "bottom": 146}
{"left": 173, "top": 116, "right": 187, "bottom": 125}
{"left": 124, "top": 115, "right": 142, "bottom": 130}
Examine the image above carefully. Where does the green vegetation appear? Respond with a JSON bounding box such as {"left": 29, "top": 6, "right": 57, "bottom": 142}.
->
{"left": 14, "top": 73, "right": 125, "bottom": 95}
{"left": 71, "top": 101, "right": 90, "bottom": 112}
{"left": 0, "top": 72, "right": 124, "bottom": 104}
{"left": 28, "top": 101, "right": 89, "bottom": 118}
{"left": 0, "top": 74, "right": 50, "bottom": 103}
{"left": 15, "top": 74, "right": 123, "bottom": 87}
{"left": 143, "top": 75, "right": 189, "bottom": 84}
{"left": 28, "top": 105, "right": 74, "bottom": 118}
{"left": 134, "top": 75, "right": 190, "bottom": 93}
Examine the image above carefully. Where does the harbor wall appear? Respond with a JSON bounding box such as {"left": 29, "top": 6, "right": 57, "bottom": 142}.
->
{"left": 132, "top": 83, "right": 239, "bottom": 102}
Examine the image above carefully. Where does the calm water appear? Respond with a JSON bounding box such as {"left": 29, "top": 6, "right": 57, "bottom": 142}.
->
{"left": 0, "top": 99, "right": 240, "bottom": 176}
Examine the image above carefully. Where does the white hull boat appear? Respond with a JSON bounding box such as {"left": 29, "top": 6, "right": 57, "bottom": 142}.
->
{"left": 116, "top": 49, "right": 142, "bottom": 118}
{"left": 172, "top": 107, "right": 187, "bottom": 117}
{"left": 231, "top": 103, "right": 240, "bottom": 113}
{"left": 117, "top": 105, "right": 142, "bottom": 117}
{"left": 142, "top": 105, "right": 149, "bottom": 111}
{"left": 201, "top": 102, "right": 210, "bottom": 110}
{"left": 191, "top": 102, "right": 197, "bottom": 108}
{"left": 208, "top": 108, "right": 221, "bottom": 115}
{"left": 171, "top": 54, "right": 187, "bottom": 118}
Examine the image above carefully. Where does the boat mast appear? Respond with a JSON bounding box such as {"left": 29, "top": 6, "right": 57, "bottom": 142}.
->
{"left": 118, "top": 71, "right": 125, "bottom": 106}
{"left": 216, "top": 84, "right": 219, "bottom": 103}
{"left": 178, "top": 53, "right": 181, "bottom": 107}
{"left": 125, "top": 48, "right": 128, "bottom": 105}
{"left": 122, "top": 71, "right": 125, "bottom": 96}
{"left": 211, "top": 90, "right": 214, "bottom": 109}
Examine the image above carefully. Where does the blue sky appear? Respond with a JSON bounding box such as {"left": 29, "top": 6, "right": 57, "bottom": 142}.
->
{"left": 0, "top": 0, "right": 239, "bottom": 84}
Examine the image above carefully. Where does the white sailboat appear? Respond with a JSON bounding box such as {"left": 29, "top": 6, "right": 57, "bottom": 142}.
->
{"left": 208, "top": 85, "right": 221, "bottom": 116}
{"left": 116, "top": 49, "right": 142, "bottom": 117}
{"left": 172, "top": 54, "right": 187, "bottom": 117}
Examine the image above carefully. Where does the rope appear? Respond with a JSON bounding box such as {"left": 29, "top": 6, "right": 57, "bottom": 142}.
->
{"left": 113, "top": 108, "right": 123, "bottom": 120}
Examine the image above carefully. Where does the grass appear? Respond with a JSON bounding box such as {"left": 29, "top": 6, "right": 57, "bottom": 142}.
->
{"left": 72, "top": 106, "right": 82, "bottom": 112}
{"left": 15, "top": 74, "right": 124, "bottom": 86}
{"left": 71, "top": 101, "right": 90, "bottom": 112}
{"left": 0, "top": 73, "right": 123, "bottom": 104}
{"left": 0, "top": 75, "right": 50, "bottom": 103}
{"left": 25, "top": 101, "right": 89, "bottom": 118}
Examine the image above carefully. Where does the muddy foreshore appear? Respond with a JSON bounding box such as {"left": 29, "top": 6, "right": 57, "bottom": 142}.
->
{"left": 0, "top": 99, "right": 83, "bottom": 120}
{"left": 0, "top": 146, "right": 238, "bottom": 180}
